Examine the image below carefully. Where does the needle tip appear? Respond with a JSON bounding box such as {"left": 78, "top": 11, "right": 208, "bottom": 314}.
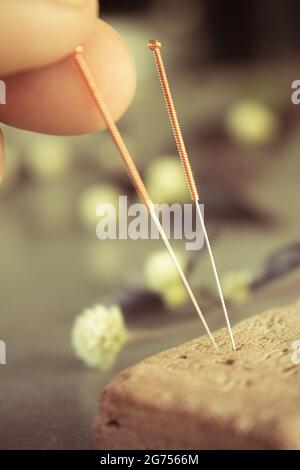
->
{"left": 75, "top": 45, "right": 83, "bottom": 54}
{"left": 230, "top": 334, "right": 237, "bottom": 351}
{"left": 148, "top": 39, "right": 161, "bottom": 51}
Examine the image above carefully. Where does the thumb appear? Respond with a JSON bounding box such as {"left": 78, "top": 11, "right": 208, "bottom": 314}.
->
{"left": 0, "top": 0, "right": 98, "bottom": 76}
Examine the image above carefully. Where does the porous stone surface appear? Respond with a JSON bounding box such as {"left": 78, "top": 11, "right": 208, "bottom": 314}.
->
{"left": 94, "top": 301, "right": 300, "bottom": 449}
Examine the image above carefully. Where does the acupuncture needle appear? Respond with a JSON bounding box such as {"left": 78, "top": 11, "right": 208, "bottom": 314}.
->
{"left": 148, "top": 39, "right": 236, "bottom": 351}
{"left": 73, "top": 46, "right": 218, "bottom": 352}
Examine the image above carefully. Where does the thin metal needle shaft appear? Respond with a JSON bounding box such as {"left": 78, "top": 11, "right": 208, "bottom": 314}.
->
{"left": 150, "top": 209, "right": 218, "bottom": 350}
{"left": 196, "top": 203, "right": 236, "bottom": 350}
{"left": 148, "top": 39, "right": 236, "bottom": 351}
{"left": 73, "top": 46, "right": 218, "bottom": 352}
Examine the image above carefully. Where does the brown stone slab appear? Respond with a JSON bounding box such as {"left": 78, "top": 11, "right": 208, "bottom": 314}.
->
{"left": 94, "top": 301, "right": 300, "bottom": 449}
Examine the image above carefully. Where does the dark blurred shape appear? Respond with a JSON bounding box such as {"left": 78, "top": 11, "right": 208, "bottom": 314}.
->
{"left": 252, "top": 242, "right": 300, "bottom": 289}
{"left": 102, "top": 0, "right": 300, "bottom": 63}
{"left": 118, "top": 288, "right": 164, "bottom": 317}
{"left": 100, "top": 0, "right": 152, "bottom": 14}
{"left": 200, "top": 0, "right": 300, "bottom": 62}
{"left": 202, "top": 0, "right": 258, "bottom": 61}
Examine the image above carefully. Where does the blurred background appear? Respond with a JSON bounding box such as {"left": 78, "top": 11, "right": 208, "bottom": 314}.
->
{"left": 1, "top": 0, "right": 300, "bottom": 449}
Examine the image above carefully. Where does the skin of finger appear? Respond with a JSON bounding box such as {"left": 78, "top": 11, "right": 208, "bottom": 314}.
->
{"left": 0, "top": 129, "right": 5, "bottom": 184}
{"left": 0, "top": 0, "right": 98, "bottom": 76}
{"left": 0, "top": 20, "right": 136, "bottom": 135}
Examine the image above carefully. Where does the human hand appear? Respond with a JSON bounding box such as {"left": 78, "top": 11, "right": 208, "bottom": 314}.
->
{"left": 0, "top": 0, "right": 136, "bottom": 182}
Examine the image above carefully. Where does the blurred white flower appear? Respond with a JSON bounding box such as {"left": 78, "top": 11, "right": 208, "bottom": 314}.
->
{"left": 163, "top": 283, "right": 188, "bottom": 309}
{"left": 78, "top": 183, "right": 119, "bottom": 231}
{"left": 144, "top": 250, "right": 188, "bottom": 308}
{"left": 146, "top": 156, "right": 188, "bottom": 203}
{"left": 144, "top": 250, "right": 185, "bottom": 291}
{"left": 226, "top": 100, "right": 279, "bottom": 145}
{"left": 25, "top": 136, "right": 72, "bottom": 180}
{"left": 71, "top": 305, "right": 128, "bottom": 370}
{"left": 222, "top": 270, "right": 252, "bottom": 304}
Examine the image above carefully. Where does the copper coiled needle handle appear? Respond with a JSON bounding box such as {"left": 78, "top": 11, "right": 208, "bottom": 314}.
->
{"left": 148, "top": 40, "right": 199, "bottom": 202}
{"left": 74, "top": 46, "right": 152, "bottom": 210}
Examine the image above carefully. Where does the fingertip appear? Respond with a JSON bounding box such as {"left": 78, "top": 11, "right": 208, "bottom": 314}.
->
{"left": 0, "top": 20, "right": 137, "bottom": 135}
{"left": 0, "top": 0, "right": 99, "bottom": 76}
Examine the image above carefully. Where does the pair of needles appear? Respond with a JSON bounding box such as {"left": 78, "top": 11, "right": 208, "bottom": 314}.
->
{"left": 74, "top": 40, "right": 235, "bottom": 352}
{"left": 148, "top": 40, "right": 236, "bottom": 351}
